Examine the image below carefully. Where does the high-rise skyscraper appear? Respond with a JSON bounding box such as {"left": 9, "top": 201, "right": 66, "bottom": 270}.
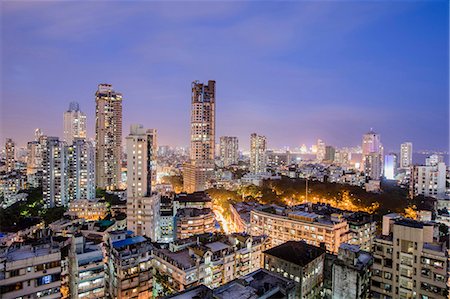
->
{"left": 5, "top": 138, "right": 15, "bottom": 172}
{"left": 250, "top": 133, "right": 267, "bottom": 174}
{"left": 183, "top": 80, "right": 216, "bottom": 193}
{"left": 126, "top": 124, "right": 160, "bottom": 240}
{"left": 316, "top": 139, "right": 326, "bottom": 162}
{"left": 26, "top": 140, "right": 43, "bottom": 175}
{"left": 67, "top": 139, "right": 95, "bottom": 201}
{"left": 361, "top": 130, "right": 383, "bottom": 179}
{"left": 324, "top": 145, "right": 335, "bottom": 163}
{"left": 384, "top": 153, "right": 397, "bottom": 180}
{"left": 42, "top": 137, "right": 68, "bottom": 207}
{"left": 400, "top": 142, "right": 413, "bottom": 169}
{"left": 95, "top": 84, "right": 123, "bottom": 190}
{"left": 219, "top": 136, "right": 239, "bottom": 167}
{"left": 126, "top": 124, "right": 157, "bottom": 197}
{"left": 35, "top": 128, "right": 43, "bottom": 141}
{"left": 63, "top": 102, "right": 87, "bottom": 145}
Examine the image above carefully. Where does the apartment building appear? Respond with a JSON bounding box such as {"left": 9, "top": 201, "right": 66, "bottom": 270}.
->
{"left": 410, "top": 161, "right": 446, "bottom": 199}
{"left": 152, "top": 233, "right": 266, "bottom": 295}
{"left": 104, "top": 231, "right": 153, "bottom": 299}
{"left": 126, "top": 193, "right": 161, "bottom": 241}
{"left": 346, "top": 212, "right": 376, "bottom": 252}
{"left": 66, "top": 199, "right": 108, "bottom": 221}
{"left": 95, "top": 83, "right": 123, "bottom": 190}
{"left": 174, "top": 208, "right": 215, "bottom": 240}
{"left": 263, "top": 241, "right": 326, "bottom": 298}
{"left": 332, "top": 244, "right": 373, "bottom": 299}
{"left": 173, "top": 191, "right": 212, "bottom": 214}
{"left": 250, "top": 205, "right": 349, "bottom": 253}
{"left": 0, "top": 242, "right": 62, "bottom": 299}
{"left": 371, "top": 214, "right": 448, "bottom": 299}
{"left": 219, "top": 136, "right": 239, "bottom": 167}
{"left": 213, "top": 269, "right": 297, "bottom": 299}
{"left": 183, "top": 80, "right": 216, "bottom": 193}
{"left": 68, "top": 235, "right": 104, "bottom": 299}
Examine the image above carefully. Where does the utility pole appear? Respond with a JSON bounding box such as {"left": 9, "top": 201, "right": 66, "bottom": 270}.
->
{"left": 305, "top": 177, "right": 308, "bottom": 201}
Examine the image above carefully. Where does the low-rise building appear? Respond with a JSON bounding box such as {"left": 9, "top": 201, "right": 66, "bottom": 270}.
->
{"left": 251, "top": 205, "right": 349, "bottom": 253}
{"left": 104, "top": 230, "right": 153, "bottom": 299}
{"left": 263, "top": 241, "right": 326, "bottom": 298}
{"left": 174, "top": 208, "right": 215, "bottom": 240}
{"left": 160, "top": 195, "right": 175, "bottom": 243}
{"left": 67, "top": 199, "right": 108, "bottom": 221}
{"left": 213, "top": 269, "right": 297, "bottom": 299}
{"left": 152, "top": 233, "right": 266, "bottom": 295}
{"left": 346, "top": 212, "right": 376, "bottom": 252}
{"left": 332, "top": 244, "right": 373, "bottom": 299}
{"left": 0, "top": 241, "right": 62, "bottom": 299}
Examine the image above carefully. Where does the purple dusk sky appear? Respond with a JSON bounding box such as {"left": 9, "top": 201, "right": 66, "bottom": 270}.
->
{"left": 1, "top": 1, "right": 449, "bottom": 152}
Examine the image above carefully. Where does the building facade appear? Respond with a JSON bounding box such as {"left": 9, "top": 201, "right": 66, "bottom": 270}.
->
{"left": 264, "top": 241, "right": 326, "bottom": 298}
{"left": 174, "top": 208, "right": 215, "bottom": 240}
{"left": 183, "top": 80, "right": 216, "bottom": 193}
{"left": 5, "top": 138, "right": 15, "bottom": 172}
{"left": 152, "top": 233, "right": 266, "bottom": 294}
{"left": 384, "top": 154, "right": 397, "bottom": 180}
{"left": 332, "top": 244, "right": 373, "bottom": 299}
{"left": 250, "top": 133, "right": 267, "bottom": 174}
{"left": 219, "top": 136, "right": 239, "bottom": 167}
{"left": 42, "top": 137, "right": 69, "bottom": 207}
{"left": 67, "top": 138, "right": 95, "bottom": 201}
{"left": 410, "top": 160, "right": 446, "bottom": 199}
{"left": 104, "top": 231, "right": 153, "bottom": 299}
{"left": 95, "top": 83, "right": 123, "bottom": 190}
{"left": 68, "top": 236, "right": 104, "bottom": 299}
{"left": 63, "top": 102, "right": 87, "bottom": 145}
{"left": 0, "top": 243, "right": 62, "bottom": 299}
{"left": 400, "top": 142, "right": 413, "bottom": 169}
{"left": 371, "top": 215, "right": 448, "bottom": 299}
{"left": 126, "top": 124, "right": 160, "bottom": 241}
{"left": 316, "top": 139, "right": 326, "bottom": 162}
{"left": 361, "top": 130, "right": 383, "bottom": 179}
{"left": 250, "top": 207, "right": 349, "bottom": 253}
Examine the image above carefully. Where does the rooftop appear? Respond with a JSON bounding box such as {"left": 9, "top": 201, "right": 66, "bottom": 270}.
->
{"left": 176, "top": 208, "right": 213, "bottom": 218}
{"left": 264, "top": 241, "right": 325, "bottom": 266}
{"left": 156, "top": 248, "right": 195, "bottom": 269}
{"left": 164, "top": 285, "right": 213, "bottom": 299}
{"left": 175, "top": 191, "right": 211, "bottom": 203}
{"left": 205, "top": 241, "right": 230, "bottom": 252}
{"left": 112, "top": 236, "right": 148, "bottom": 249}
{"left": 214, "top": 269, "right": 295, "bottom": 299}
{"left": 395, "top": 219, "right": 426, "bottom": 229}
{"left": 4, "top": 244, "right": 59, "bottom": 262}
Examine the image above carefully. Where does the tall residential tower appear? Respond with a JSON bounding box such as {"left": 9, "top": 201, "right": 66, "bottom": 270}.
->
{"left": 95, "top": 84, "right": 123, "bottom": 190}
{"left": 219, "top": 136, "right": 239, "bottom": 167}
{"left": 361, "top": 129, "right": 383, "bottom": 179}
{"left": 5, "top": 138, "right": 15, "bottom": 172}
{"left": 63, "top": 102, "right": 87, "bottom": 145}
{"left": 126, "top": 124, "right": 160, "bottom": 240}
{"left": 400, "top": 142, "right": 413, "bottom": 169}
{"left": 183, "top": 80, "right": 216, "bottom": 193}
{"left": 250, "top": 133, "right": 267, "bottom": 174}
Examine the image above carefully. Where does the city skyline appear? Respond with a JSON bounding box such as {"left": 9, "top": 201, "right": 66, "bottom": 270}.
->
{"left": 1, "top": 1, "right": 449, "bottom": 151}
